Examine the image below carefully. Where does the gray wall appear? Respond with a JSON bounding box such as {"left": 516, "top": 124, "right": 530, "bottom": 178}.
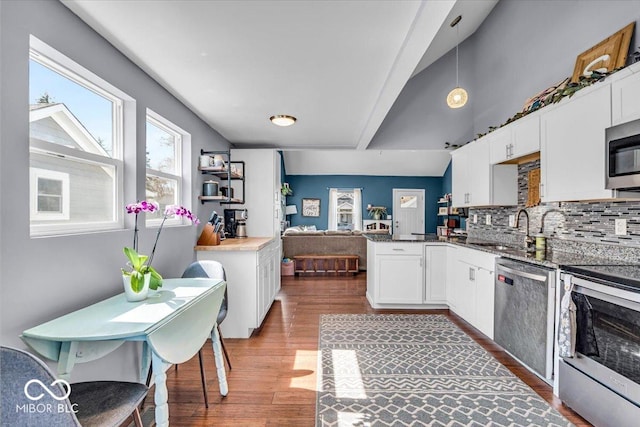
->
{"left": 370, "top": 0, "right": 640, "bottom": 150}
{"left": 0, "top": 0, "right": 229, "bottom": 381}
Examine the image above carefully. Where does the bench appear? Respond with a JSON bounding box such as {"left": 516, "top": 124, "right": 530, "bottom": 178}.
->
{"left": 293, "top": 255, "right": 359, "bottom": 275}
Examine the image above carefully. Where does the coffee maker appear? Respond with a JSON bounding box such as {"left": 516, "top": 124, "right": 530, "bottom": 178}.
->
{"left": 224, "top": 209, "right": 248, "bottom": 238}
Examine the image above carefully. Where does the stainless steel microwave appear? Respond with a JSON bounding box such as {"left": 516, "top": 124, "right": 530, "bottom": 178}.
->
{"left": 606, "top": 118, "right": 640, "bottom": 191}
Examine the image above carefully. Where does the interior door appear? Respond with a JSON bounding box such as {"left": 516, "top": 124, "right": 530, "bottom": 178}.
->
{"left": 392, "top": 189, "right": 425, "bottom": 235}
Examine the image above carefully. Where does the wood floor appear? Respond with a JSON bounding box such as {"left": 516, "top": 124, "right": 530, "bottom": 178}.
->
{"left": 144, "top": 273, "right": 591, "bottom": 426}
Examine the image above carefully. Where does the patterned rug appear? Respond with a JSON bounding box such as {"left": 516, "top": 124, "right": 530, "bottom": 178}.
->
{"left": 316, "top": 314, "right": 573, "bottom": 427}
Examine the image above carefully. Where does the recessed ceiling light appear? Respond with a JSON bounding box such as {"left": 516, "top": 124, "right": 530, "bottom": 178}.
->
{"left": 270, "top": 115, "right": 297, "bottom": 126}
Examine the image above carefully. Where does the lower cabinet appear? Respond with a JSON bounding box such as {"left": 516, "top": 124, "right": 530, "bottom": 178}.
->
{"left": 366, "top": 241, "right": 448, "bottom": 308}
{"left": 452, "top": 247, "right": 497, "bottom": 339}
{"left": 425, "top": 245, "right": 447, "bottom": 304}
{"left": 197, "top": 239, "right": 280, "bottom": 338}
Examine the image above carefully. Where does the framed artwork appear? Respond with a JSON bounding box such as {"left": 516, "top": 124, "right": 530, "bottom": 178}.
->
{"left": 571, "top": 22, "right": 635, "bottom": 83}
{"left": 302, "top": 198, "right": 320, "bottom": 217}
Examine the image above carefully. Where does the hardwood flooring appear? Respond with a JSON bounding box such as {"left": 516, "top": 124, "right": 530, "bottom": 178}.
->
{"left": 143, "top": 273, "right": 591, "bottom": 426}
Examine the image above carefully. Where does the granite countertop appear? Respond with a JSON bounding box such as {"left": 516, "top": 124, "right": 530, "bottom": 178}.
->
{"left": 364, "top": 233, "right": 632, "bottom": 269}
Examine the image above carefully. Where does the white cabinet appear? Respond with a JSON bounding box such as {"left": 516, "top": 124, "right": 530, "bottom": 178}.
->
{"left": 451, "top": 137, "right": 518, "bottom": 208}
{"left": 489, "top": 114, "right": 540, "bottom": 164}
{"left": 373, "top": 243, "right": 423, "bottom": 304}
{"left": 424, "top": 245, "right": 447, "bottom": 303}
{"left": 230, "top": 149, "right": 282, "bottom": 237}
{"left": 451, "top": 247, "right": 497, "bottom": 339}
{"left": 540, "top": 85, "right": 613, "bottom": 202}
{"left": 612, "top": 64, "right": 640, "bottom": 125}
{"left": 196, "top": 238, "right": 280, "bottom": 338}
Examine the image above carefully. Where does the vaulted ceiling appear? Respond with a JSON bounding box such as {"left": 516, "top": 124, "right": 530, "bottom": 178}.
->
{"left": 61, "top": 0, "right": 497, "bottom": 175}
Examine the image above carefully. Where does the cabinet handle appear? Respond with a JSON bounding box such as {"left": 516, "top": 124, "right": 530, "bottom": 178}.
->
{"left": 469, "top": 267, "right": 475, "bottom": 281}
{"left": 392, "top": 248, "right": 405, "bottom": 251}
{"left": 539, "top": 182, "right": 544, "bottom": 197}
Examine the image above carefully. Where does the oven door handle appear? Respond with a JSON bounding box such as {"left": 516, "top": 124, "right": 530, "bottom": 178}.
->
{"left": 497, "top": 264, "right": 548, "bottom": 282}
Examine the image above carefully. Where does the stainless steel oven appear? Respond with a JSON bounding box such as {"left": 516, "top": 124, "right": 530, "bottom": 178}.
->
{"left": 559, "top": 271, "right": 640, "bottom": 427}
{"left": 606, "top": 118, "right": 640, "bottom": 191}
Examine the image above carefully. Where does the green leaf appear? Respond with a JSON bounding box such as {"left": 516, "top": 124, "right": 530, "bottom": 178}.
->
{"left": 130, "top": 271, "right": 144, "bottom": 293}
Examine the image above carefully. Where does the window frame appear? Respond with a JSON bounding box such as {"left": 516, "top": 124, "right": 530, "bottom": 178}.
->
{"left": 29, "top": 36, "right": 131, "bottom": 237}
{"left": 145, "top": 109, "right": 189, "bottom": 228}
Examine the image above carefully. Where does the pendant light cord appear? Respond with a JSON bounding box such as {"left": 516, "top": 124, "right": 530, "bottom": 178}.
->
{"left": 455, "top": 23, "right": 459, "bottom": 87}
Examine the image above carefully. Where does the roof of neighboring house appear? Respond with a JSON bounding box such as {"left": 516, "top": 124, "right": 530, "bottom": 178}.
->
{"left": 29, "top": 102, "right": 109, "bottom": 157}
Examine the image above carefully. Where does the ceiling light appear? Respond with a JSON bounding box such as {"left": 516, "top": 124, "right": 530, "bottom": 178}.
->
{"left": 447, "top": 15, "right": 468, "bottom": 109}
{"left": 270, "top": 115, "right": 297, "bottom": 126}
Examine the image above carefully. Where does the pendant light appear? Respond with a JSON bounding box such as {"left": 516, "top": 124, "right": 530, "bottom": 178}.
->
{"left": 447, "top": 15, "right": 468, "bottom": 109}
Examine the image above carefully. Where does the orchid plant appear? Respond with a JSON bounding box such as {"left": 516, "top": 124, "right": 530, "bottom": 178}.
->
{"left": 123, "top": 201, "right": 199, "bottom": 290}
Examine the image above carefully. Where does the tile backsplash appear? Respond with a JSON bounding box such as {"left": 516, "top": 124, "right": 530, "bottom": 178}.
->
{"left": 468, "top": 159, "right": 640, "bottom": 259}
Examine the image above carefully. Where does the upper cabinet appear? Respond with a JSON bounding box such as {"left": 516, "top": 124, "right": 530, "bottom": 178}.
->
{"left": 540, "top": 85, "right": 613, "bottom": 202}
{"left": 489, "top": 114, "right": 540, "bottom": 164}
{"left": 612, "top": 67, "right": 640, "bottom": 125}
{"left": 451, "top": 137, "right": 517, "bottom": 208}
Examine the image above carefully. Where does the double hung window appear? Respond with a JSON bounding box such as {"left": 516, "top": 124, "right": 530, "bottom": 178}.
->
{"left": 29, "top": 37, "right": 127, "bottom": 236}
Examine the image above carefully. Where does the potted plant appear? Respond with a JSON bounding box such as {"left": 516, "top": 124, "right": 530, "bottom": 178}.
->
{"left": 123, "top": 201, "right": 199, "bottom": 300}
{"left": 281, "top": 183, "right": 293, "bottom": 196}
{"left": 368, "top": 206, "right": 387, "bottom": 220}
{"left": 121, "top": 247, "right": 160, "bottom": 302}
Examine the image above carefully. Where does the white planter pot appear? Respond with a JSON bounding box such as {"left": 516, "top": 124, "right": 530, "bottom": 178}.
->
{"left": 122, "top": 273, "right": 150, "bottom": 302}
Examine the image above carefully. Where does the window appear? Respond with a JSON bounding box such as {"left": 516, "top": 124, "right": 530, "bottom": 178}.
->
{"left": 29, "top": 37, "right": 128, "bottom": 236}
{"left": 328, "top": 188, "right": 362, "bottom": 230}
{"left": 145, "top": 110, "right": 187, "bottom": 225}
{"left": 30, "top": 168, "right": 70, "bottom": 220}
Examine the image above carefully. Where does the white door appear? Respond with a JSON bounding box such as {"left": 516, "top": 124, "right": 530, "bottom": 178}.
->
{"left": 392, "top": 189, "right": 425, "bottom": 235}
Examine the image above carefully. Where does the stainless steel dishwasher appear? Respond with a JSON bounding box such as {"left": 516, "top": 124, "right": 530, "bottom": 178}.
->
{"left": 494, "top": 258, "right": 556, "bottom": 383}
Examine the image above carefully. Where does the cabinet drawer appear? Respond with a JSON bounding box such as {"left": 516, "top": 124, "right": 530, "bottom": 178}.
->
{"left": 375, "top": 243, "right": 423, "bottom": 255}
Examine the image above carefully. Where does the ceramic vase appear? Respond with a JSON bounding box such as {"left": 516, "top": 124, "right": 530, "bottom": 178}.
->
{"left": 122, "top": 273, "right": 151, "bottom": 302}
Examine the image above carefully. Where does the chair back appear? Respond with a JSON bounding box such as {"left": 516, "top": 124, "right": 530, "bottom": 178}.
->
{"left": 182, "top": 260, "right": 228, "bottom": 324}
{"left": 1, "top": 346, "right": 81, "bottom": 426}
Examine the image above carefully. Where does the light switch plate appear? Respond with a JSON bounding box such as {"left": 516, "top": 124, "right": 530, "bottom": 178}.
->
{"left": 615, "top": 218, "right": 627, "bottom": 235}
{"left": 508, "top": 215, "right": 516, "bottom": 227}
{"left": 473, "top": 214, "right": 478, "bottom": 224}
{"left": 485, "top": 214, "right": 492, "bottom": 225}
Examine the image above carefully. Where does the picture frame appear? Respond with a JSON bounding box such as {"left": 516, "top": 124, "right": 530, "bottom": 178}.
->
{"left": 571, "top": 22, "right": 635, "bottom": 83}
{"left": 301, "top": 198, "right": 320, "bottom": 217}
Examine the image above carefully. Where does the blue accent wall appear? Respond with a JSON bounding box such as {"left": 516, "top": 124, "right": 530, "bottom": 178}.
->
{"left": 285, "top": 175, "right": 444, "bottom": 232}
{"left": 442, "top": 160, "right": 452, "bottom": 195}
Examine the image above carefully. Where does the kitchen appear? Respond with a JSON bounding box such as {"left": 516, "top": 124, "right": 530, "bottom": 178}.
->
{"left": 3, "top": 1, "right": 640, "bottom": 426}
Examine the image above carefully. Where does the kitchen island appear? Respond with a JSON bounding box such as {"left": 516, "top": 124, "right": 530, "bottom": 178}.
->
{"left": 196, "top": 237, "right": 280, "bottom": 338}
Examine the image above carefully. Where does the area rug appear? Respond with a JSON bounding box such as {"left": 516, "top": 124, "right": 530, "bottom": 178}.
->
{"left": 316, "top": 314, "right": 572, "bottom": 427}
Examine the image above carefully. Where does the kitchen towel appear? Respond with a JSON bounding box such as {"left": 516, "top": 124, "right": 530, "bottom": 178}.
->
{"left": 558, "top": 276, "right": 577, "bottom": 358}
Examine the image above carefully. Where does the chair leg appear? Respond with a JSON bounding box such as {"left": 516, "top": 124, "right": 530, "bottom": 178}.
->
{"left": 218, "top": 324, "right": 232, "bottom": 370}
{"left": 132, "top": 407, "right": 144, "bottom": 427}
{"left": 198, "top": 349, "right": 209, "bottom": 408}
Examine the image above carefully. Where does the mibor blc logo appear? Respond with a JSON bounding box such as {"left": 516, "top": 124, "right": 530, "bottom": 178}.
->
{"left": 16, "top": 379, "right": 78, "bottom": 415}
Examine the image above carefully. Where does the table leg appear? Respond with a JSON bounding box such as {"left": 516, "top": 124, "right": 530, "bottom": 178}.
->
{"left": 151, "top": 352, "right": 170, "bottom": 427}
{"left": 211, "top": 326, "right": 229, "bottom": 396}
{"left": 57, "top": 341, "right": 78, "bottom": 381}
{"left": 141, "top": 342, "right": 152, "bottom": 384}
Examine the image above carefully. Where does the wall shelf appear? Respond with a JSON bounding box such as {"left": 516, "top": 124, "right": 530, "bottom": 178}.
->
{"left": 199, "top": 150, "right": 245, "bottom": 204}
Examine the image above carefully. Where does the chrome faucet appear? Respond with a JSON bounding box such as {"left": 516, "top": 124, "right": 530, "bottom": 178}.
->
{"left": 514, "top": 208, "right": 535, "bottom": 252}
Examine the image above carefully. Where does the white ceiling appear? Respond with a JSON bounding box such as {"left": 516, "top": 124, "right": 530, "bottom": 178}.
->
{"left": 61, "top": 0, "right": 497, "bottom": 175}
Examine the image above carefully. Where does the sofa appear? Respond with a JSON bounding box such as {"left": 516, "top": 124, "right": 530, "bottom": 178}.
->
{"left": 282, "top": 228, "right": 386, "bottom": 271}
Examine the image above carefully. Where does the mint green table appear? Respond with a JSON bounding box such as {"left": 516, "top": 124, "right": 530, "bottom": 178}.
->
{"left": 21, "top": 278, "right": 227, "bottom": 427}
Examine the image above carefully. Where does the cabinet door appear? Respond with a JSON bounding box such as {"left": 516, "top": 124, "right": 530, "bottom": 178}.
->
{"left": 541, "top": 86, "right": 612, "bottom": 202}
{"left": 469, "top": 138, "right": 492, "bottom": 206}
{"left": 612, "top": 70, "right": 640, "bottom": 125}
{"left": 451, "top": 146, "right": 469, "bottom": 207}
{"left": 445, "top": 246, "right": 458, "bottom": 310}
{"left": 512, "top": 114, "right": 540, "bottom": 158}
{"left": 475, "top": 267, "right": 495, "bottom": 339}
{"left": 424, "top": 245, "right": 447, "bottom": 303}
{"left": 375, "top": 255, "right": 423, "bottom": 303}
{"left": 453, "top": 259, "right": 476, "bottom": 324}
{"left": 488, "top": 127, "right": 513, "bottom": 164}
